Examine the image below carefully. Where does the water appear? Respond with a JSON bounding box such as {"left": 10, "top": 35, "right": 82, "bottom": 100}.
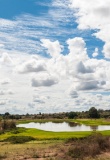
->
{"left": 17, "top": 122, "right": 110, "bottom": 132}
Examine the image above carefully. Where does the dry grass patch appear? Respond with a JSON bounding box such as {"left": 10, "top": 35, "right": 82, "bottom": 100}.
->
{"left": 0, "top": 134, "right": 110, "bottom": 160}
{"left": 66, "top": 133, "right": 110, "bottom": 159}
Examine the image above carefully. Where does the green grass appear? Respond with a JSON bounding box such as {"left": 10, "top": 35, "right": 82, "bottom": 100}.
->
{"left": 0, "top": 127, "right": 92, "bottom": 141}
{"left": 0, "top": 118, "right": 110, "bottom": 142}
{"left": 73, "top": 119, "right": 110, "bottom": 126}
{"left": 0, "top": 127, "right": 110, "bottom": 141}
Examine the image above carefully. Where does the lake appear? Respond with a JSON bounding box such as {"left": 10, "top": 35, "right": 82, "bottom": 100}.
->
{"left": 17, "top": 122, "right": 110, "bottom": 132}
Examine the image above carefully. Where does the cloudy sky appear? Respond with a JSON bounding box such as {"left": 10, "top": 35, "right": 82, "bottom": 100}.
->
{"left": 0, "top": 0, "right": 110, "bottom": 114}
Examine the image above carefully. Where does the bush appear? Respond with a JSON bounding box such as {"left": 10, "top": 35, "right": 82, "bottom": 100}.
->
{"left": 10, "top": 127, "right": 26, "bottom": 134}
{"left": 1, "top": 120, "right": 16, "bottom": 130}
{"left": 67, "top": 133, "right": 110, "bottom": 159}
{"left": 3, "top": 136, "right": 36, "bottom": 144}
{"left": 0, "top": 154, "right": 7, "bottom": 159}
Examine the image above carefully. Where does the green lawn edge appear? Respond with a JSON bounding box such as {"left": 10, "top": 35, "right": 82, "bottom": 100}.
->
{"left": 0, "top": 128, "right": 110, "bottom": 141}
{"left": 73, "top": 119, "right": 110, "bottom": 125}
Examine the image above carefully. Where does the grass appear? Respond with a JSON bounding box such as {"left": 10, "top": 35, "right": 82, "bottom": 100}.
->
{"left": 73, "top": 118, "right": 110, "bottom": 126}
{"left": 0, "top": 127, "right": 110, "bottom": 142}
{"left": 0, "top": 118, "right": 110, "bottom": 141}
{"left": 0, "top": 140, "right": 61, "bottom": 160}
{"left": 1, "top": 133, "right": 109, "bottom": 160}
{"left": 3, "top": 136, "right": 36, "bottom": 144}
{"left": 0, "top": 127, "right": 93, "bottom": 141}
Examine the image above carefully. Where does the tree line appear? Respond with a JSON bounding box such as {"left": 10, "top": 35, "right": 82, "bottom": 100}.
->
{"left": 0, "top": 107, "right": 110, "bottom": 120}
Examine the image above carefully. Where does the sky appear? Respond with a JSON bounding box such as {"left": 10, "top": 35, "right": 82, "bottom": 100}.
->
{"left": 0, "top": 0, "right": 110, "bottom": 114}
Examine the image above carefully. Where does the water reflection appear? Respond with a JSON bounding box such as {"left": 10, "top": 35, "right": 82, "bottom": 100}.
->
{"left": 68, "top": 122, "right": 80, "bottom": 127}
{"left": 90, "top": 125, "right": 98, "bottom": 131}
{"left": 17, "top": 122, "right": 110, "bottom": 132}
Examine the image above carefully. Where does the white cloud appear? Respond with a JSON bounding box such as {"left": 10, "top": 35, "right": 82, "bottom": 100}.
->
{"left": 92, "top": 48, "right": 99, "bottom": 57}
{"left": 1, "top": 78, "right": 11, "bottom": 85}
{"left": 69, "top": 0, "right": 110, "bottom": 58}
{"left": 7, "top": 90, "right": 14, "bottom": 95}
{"left": 0, "top": 38, "right": 110, "bottom": 113}
{"left": 74, "top": 80, "right": 99, "bottom": 91}
{"left": 0, "top": 52, "right": 13, "bottom": 66}
{"left": 33, "top": 95, "right": 47, "bottom": 104}
{"left": 41, "top": 39, "right": 63, "bottom": 58}
{"left": 67, "top": 37, "right": 88, "bottom": 61}
{"left": 69, "top": 90, "right": 78, "bottom": 98}
{"left": 16, "top": 59, "right": 46, "bottom": 74}
{"left": 0, "top": 44, "right": 4, "bottom": 48}
{"left": 31, "top": 73, "right": 58, "bottom": 87}
{"left": 0, "top": 101, "right": 6, "bottom": 105}
{"left": 102, "top": 43, "right": 110, "bottom": 59}
{"left": 76, "top": 61, "right": 93, "bottom": 74}
{"left": 0, "top": 90, "right": 5, "bottom": 95}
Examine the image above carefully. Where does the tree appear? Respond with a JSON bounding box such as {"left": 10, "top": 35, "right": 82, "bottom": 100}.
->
{"left": 89, "top": 107, "right": 100, "bottom": 118}
{"left": 68, "top": 112, "right": 77, "bottom": 119}
{"left": 4, "top": 112, "right": 10, "bottom": 119}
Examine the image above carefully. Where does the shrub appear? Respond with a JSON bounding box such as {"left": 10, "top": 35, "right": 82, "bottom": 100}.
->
{"left": 67, "top": 133, "right": 110, "bottom": 159}
{"left": 10, "top": 127, "right": 26, "bottom": 134}
{"left": 0, "top": 154, "right": 7, "bottom": 159}
{"left": 3, "top": 136, "right": 36, "bottom": 144}
{"left": 1, "top": 120, "right": 16, "bottom": 130}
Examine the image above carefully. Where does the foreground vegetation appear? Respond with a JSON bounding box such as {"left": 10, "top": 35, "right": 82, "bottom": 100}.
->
{"left": 0, "top": 133, "right": 110, "bottom": 160}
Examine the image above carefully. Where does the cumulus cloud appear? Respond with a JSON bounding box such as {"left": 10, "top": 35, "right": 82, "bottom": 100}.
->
{"left": 70, "top": 90, "right": 78, "bottom": 98}
{"left": 67, "top": 37, "right": 88, "bottom": 60}
{"left": 76, "top": 61, "right": 93, "bottom": 74}
{"left": 74, "top": 80, "right": 99, "bottom": 91}
{"left": 102, "top": 43, "right": 110, "bottom": 59}
{"left": 33, "top": 95, "right": 46, "bottom": 104}
{"left": 31, "top": 73, "right": 58, "bottom": 87}
{"left": 1, "top": 78, "right": 11, "bottom": 85}
{"left": 0, "top": 90, "right": 5, "bottom": 95}
{"left": 69, "top": 0, "right": 110, "bottom": 58}
{"left": 7, "top": 90, "right": 14, "bottom": 95}
{"left": 0, "top": 101, "right": 6, "bottom": 105}
{"left": 16, "top": 59, "right": 46, "bottom": 73}
{"left": 41, "top": 39, "right": 63, "bottom": 58}
{"left": 0, "top": 52, "right": 13, "bottom": 65}
{"left": 96, "top": 94, "right": 102, "bottom": 100}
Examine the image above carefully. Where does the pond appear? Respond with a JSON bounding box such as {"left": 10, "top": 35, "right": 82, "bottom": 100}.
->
{"left": 17, "top": 122, "right": 110, "bottom": 132}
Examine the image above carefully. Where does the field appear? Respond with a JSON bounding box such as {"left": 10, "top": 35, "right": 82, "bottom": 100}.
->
{"left": 0, "top": 118, "right": 110, "bottom": 160}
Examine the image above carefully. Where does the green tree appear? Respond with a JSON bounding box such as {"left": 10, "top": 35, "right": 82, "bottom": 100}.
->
{"left": 68, "top": 112, "right": 77, "bottom": 119}
{"left": 89, "top": 107, "right": 100, "bottom": 118}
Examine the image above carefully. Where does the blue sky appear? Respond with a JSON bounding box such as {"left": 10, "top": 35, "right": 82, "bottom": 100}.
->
{"left": 0, "top": 0, "right": 104, "bottom": 57}
{"left": 0, "top": 0, "right": 110, "bottom": 114}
